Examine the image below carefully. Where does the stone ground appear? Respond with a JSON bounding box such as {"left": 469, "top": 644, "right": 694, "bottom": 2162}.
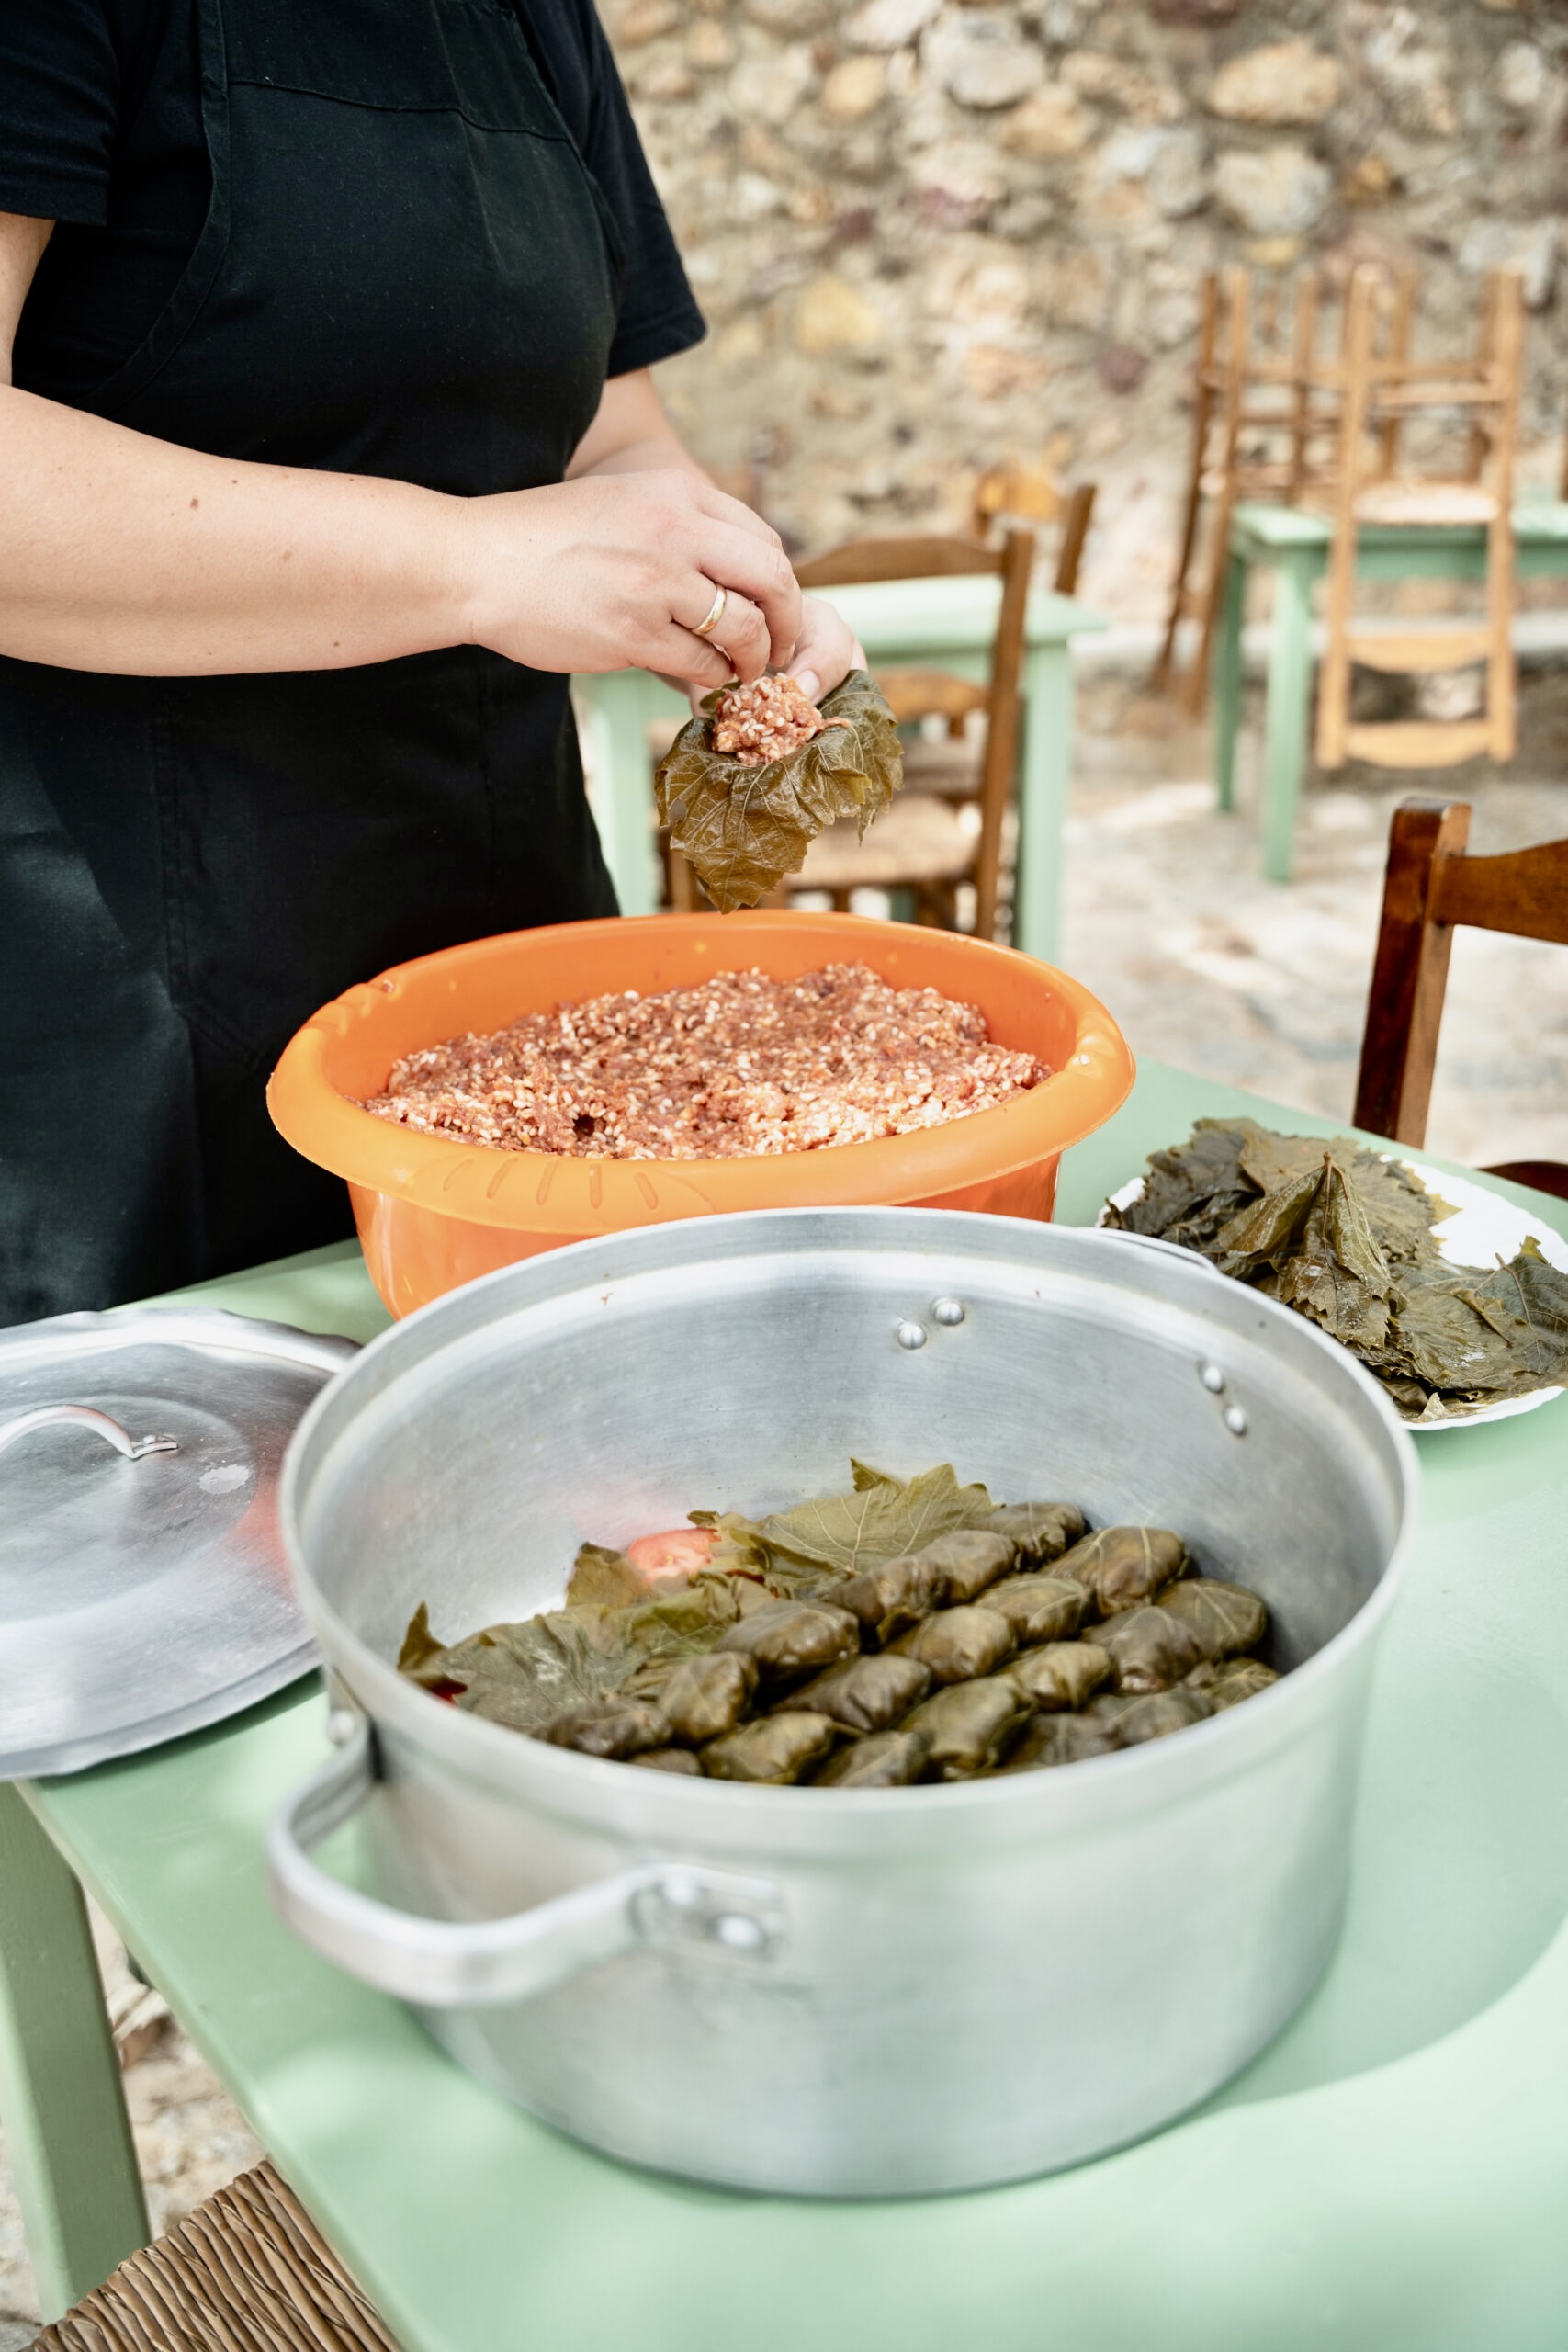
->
{"left": 2, "top": 659, "right": 1565, "bottom": 2346}
{"left": 1062, "top": 647, "right": 1568, "bottom": 1170}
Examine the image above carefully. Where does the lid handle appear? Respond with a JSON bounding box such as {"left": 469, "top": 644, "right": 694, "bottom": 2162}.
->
{"left": 0, "top": 1407, "right": 178, "bottom": 1464}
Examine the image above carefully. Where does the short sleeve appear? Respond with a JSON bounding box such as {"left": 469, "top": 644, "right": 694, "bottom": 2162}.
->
{"left": 0, "top": 0, "right": 119, "bottom": 227}
{"left": 515, "top": 0, "right": 705, "bottom": 379}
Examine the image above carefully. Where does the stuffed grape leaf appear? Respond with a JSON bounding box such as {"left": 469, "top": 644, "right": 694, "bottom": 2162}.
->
{"left": 653, "top": 667, "right": 902, "bottom": 913}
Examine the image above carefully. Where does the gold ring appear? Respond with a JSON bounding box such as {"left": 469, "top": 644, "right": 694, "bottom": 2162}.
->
{"left": 691, "top": 583, "right": 727, "bottom": 639}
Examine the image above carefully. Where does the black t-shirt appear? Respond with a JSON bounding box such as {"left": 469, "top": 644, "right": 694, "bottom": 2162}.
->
{"left": 0, "top": 0, "right": 704, "bottom": 406}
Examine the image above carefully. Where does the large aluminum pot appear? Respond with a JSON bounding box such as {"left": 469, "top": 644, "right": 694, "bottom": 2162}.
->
{"left": 270, "top": 1208, "right": 1417, "bottom": 2197}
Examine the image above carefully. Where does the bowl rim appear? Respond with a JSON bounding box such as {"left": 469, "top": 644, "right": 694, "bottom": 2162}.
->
{"left": 265, "top": 911, "right": 1135, "bottom": 1234}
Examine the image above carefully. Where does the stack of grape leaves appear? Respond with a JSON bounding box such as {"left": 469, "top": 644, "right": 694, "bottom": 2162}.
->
{"left": 653, "top": 668, "right": 902, "bottom": 912}
{"left": 1104, "top": 1119, "right": 1568, "bottom": 1424}
{"left": 400, "top": 1462, "right": 1278, "bottom": 1787}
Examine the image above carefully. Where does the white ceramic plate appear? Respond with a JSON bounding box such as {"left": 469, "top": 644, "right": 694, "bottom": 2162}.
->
{"left": 1100, "top": 1159, "right": 1568, "bottom": 1431}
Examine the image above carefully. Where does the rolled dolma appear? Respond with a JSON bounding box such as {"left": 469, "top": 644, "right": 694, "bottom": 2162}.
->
{"left": 783, "top": 1653, "right": 932, "bottom": 1734}
{"left": 629, "top": 1746, "right": 705, "bottom": 1775}
{"left": 715, "top": 1600, "right": 859, "bottom": 1680}
{"left": 1093, "top": 1605, "right": 1208, "bottom": 1692}
{"left": 987, "top": 1502, "right": 1087, "bottom": 1567}
{"left": 1002, "top": 1712, "right": 1122, "bottom": 1772}
{"left": 655, "top": 1652, "right": 759, "bottom": 1744}
{"left": 1009, "top": 1640, "right": 1111, "bottom": 1713}
{"left": 1159, "top": 1577, "right": 1269, "bottom": 1660}
{"left": 984, "top": 1573, "right": 1090, "bottom": 1647}
{"left": 891, "top": 1604, "right": 1016, "bottom": 1685}
{"left": 900, "top": 1678, "right": 1032, "bottom": 1779}
{"left": 836, "top": 1554, "right": 946, "bottom": 1646}
{"left": 1088, "top": 1687, "right": 1213, "bottom": 1746}
{"left": 916, "top": 1530, "right": 1017, "bottom": 1603}
{"left": 1186, "top": 1657, "right": 1280, "bottom": 1711}
{"left": 814, "top": 1729, "right": 933, "bottom": 1788}
{"left": 1055, "top": 1527, "right": 1189, "bottom": 1615}
{"left": 702, "top": 1712, "right": 843, "bottom": 1783}
{"left": 543, "top": 1699, "right": 671, "bottom": 1759}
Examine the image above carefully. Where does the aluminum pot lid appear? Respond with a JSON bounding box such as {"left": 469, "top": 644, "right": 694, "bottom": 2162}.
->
{"left": 0, "top": 1307, "right": 357, "bottom": 1781}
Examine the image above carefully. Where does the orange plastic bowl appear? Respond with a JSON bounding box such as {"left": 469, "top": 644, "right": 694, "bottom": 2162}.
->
{"left": 267, "top": 911, "right": 1134, "bottom": 1318}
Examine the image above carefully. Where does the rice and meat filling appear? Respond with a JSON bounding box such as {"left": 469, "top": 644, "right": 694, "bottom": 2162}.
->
{"left": 361, "top": 962, "right": 1046, "bottom": 1159}
{"left": 710, "top": 673, "right": 836, "bottom": 766}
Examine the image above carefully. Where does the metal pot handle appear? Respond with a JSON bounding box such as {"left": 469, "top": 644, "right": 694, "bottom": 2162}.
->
{"left": 0, "top": 1406, "right": 178, "bottom": 1464}
{"left": 266, "top": 1713, "right": 785, "bottom": 2008}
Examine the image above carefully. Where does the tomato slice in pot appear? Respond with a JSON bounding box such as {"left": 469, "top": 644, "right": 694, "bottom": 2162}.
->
{"left": 626, "top": 1527, "right": 722, "bottom": 1581}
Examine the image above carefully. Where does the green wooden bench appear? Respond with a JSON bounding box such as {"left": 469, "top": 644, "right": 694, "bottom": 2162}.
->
{"left": 1212, "top": 498, "right": 1568, "bottom": 883}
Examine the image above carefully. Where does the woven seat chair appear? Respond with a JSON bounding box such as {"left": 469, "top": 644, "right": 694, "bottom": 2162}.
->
{"left": 1157, "top": 263, "right": 1416, "bottom": 716}
{"left": 32, "top": 2163, "right": 401, "bottom": 2352}
{"left": 968, "top": 462, "right": 1096, "bottom": 598}
{"left": 1315, "top": 266, "right": 1526, "bottom": 775}
{"left": 779, "top": 526, "right": 1035, "bottom": 939}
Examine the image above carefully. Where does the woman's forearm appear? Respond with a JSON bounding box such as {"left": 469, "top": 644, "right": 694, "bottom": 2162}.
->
{"left": 0, "top": 343, "right": 801, "bottom": 686}
{"left": 0, "top": 385, "right": 470, "bottom": 674}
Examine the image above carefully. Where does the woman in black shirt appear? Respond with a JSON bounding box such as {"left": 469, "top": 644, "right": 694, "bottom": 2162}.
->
{"left": 0, "top": 0, "right": 857, "bottom": 1324}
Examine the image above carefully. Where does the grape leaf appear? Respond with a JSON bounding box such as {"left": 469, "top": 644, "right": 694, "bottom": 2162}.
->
{"left": 1108, "top": 1119, "right": 1568, "bottom": 1421}
{"left": 396, "top": 1601, "right": 446, "bottom": 1675}
{"left": 422, "top": 1612, "right": 640, "bottom": 1733}
{"left": 1218, "top": 1155, "right": 1393, "bottom": 1354}
{"left": 757, "top": 1461, "right": 996, "bottom": 1579}
{"left": 565, "top": 1543, "right": 645, "bottom": 1611}
{"left": 653, "top": 667, "right": 902, "bottom": 912}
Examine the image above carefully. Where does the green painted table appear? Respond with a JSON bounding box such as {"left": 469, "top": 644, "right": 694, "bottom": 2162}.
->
{"left": 5, "top": 1060, "right": 1568, "bottom": 2349}
{"left": 1213, "top": 498, "right": 1568, "bottom": 883}
{"left": 574, "top": 578, "right": 1105, "bottom": 962}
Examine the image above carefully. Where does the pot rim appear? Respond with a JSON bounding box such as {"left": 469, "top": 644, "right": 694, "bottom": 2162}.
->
{"left": 282, "top": 1207, "right": 1419, "bottom": 1829}
{"left": 265, "top": 913, "right": 1134, "bottom": 1234}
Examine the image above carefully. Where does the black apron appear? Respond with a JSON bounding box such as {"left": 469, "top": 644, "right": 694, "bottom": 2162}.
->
{"left": 0, "top": 0, "right": 621, "bottom": 1326}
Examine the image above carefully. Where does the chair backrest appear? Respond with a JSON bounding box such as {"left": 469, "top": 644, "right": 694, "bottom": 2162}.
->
{"left": 971, "top": 467, "right": 1097, "bottom": 595}
{"left": 1200, "top": 264, "right": 1416, "bottom": 506}
{"left": 1354, "top": 797, "right": 1568, "bottom": 1196}
{"left": 1157, "top": 262, "right": 1417, "bottom": 714}
{"left": 794, "top": 535, "right": 1004, "bottom": 589}
{"left": 794, "top": 531, "right": 1004, "bottom": 741}
{"left": 791, "top": 528, "right": 1035, "bottom": 942}
{"left": 1316, "top": 266, "right": 1525, "bottom": 774}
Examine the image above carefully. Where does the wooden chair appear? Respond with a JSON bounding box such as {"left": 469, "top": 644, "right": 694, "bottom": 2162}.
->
{"left": 971, "top": 465, "right": 1096, "bottom": 596}
{"left": 1158, "top": 265, "right": 1416, "bottom": 717}
{"left": 1315, "top": 266, "right": 1525, "bottom": 774}
{"left": 733, "top": 528, "right": 1036, "bottom": 940}
{"left": 1353, "top": 797, "right": 1568, "bottom": 1200}
{"left": 34, "top": 2161, "right": 402, "bottom": 2352}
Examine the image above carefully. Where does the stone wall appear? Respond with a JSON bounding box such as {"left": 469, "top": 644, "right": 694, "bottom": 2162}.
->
{"left": 611, "top": 0, "right": 1568, "bottom": 620}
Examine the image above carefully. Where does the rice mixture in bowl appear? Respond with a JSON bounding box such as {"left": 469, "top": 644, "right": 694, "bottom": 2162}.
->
{"left": 361, "top": 962, "right": 1047, "bottom": 1160}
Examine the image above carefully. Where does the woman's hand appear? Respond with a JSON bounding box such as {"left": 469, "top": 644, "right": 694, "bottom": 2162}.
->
{"left": 673, "top": 593, "right": 865, "bottom": 719}
{"left": 785, "top": 596, "right": 865, "bottom": 705}
{"left": 456, "top": 468, "right": 801, "bottom": 691}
